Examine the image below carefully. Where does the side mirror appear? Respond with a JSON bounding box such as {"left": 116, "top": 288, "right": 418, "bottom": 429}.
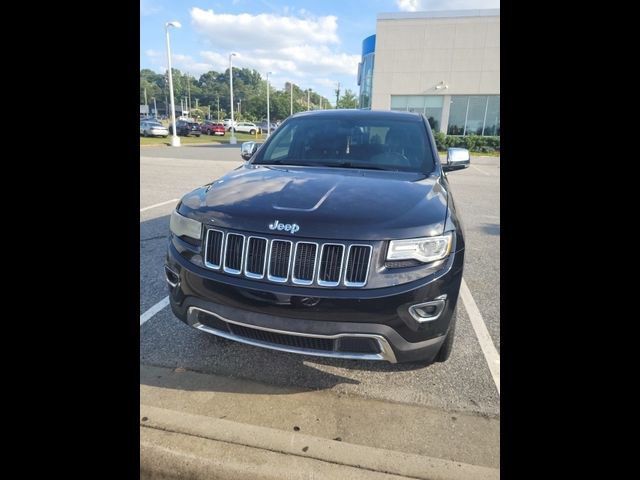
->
{"left": 442, "top": 148, "right": 470, "bottom": 172}
{"left": 240, "top": 141, "right": 258, "bottom": 161}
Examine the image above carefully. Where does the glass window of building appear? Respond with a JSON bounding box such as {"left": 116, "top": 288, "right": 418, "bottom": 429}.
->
{"left": 390, "top": 95, "right": 443, "bottom": 131}
{"left": 390, "top": 96, "right": 408, "bottom": 110}
{"left": 447, "top": 96, "right": 468, "bottom": 135}
{"left": 466, "top": 96, "right": 487, "bottom": 135}
{"left": 425, "top": 96, "right": 443, "bottom": 132}
{"left": 446, "top": 95, "right": 500, "bottom": 136}
{"left": 483, "top": 96, "right": 500, "bottom": 136}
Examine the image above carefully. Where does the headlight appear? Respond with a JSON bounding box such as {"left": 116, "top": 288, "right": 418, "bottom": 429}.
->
{"left": 170, "top": 210, "right": 202, "bottom": 240}
{"left": 387, "top": 232, "right": 452, "bottom": 263}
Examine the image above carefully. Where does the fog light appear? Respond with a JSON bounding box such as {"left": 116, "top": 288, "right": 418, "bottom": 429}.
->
{"left": 408, "top": 295, "right": 447, "bottom": 323}
{"left": 164, "top": 265, "right": 180, "bottom": 288}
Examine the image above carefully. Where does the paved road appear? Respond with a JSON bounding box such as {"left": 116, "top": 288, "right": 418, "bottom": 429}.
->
{"left": 140, "top": 145, "right": 500, "bottom": 417}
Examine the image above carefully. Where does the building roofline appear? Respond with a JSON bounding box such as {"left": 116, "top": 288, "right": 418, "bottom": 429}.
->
{"left": 377, "top": 9, "right": 500, "bottom": 20}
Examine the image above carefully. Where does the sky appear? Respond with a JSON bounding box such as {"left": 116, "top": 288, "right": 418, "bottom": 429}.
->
{"left": 140, "top": 0, "right": 500, "bottom": 106}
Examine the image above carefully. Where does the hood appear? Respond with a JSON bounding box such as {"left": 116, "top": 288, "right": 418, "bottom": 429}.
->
{"left": 179, "top": 165, "right": 448, "bottom": 241}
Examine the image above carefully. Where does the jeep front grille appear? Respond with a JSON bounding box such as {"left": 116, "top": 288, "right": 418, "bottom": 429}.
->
{"left": 204, "top": 229, "right": 373, "bottom": 288}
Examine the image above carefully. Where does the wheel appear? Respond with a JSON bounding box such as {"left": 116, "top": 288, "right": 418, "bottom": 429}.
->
{"left": 249, "top": 129, "right": 256, "bottom": 135}
{"left": 163, "top": 135, "right": 168, "bottom": 138}
{"left": 434, "top": 307, "right": 457, "bottom": 362}
{"left": 143, "top": 131, "right": 148, "bottom": 137}
{"left": 196, "top": 134, "right": 201, "bottom": 137}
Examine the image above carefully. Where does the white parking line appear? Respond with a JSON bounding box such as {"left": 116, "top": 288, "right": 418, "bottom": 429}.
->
{"left": 460, "top": 279, "right": 500, "bottom": 395}
{"left": 469, "top": 164, "right": 491, "bottom": 176}
{"left": 140, "top": 199, "right": 179, "bottom": 212}
{"left": 140, "top": 296, "right": 170, "bottom": 326}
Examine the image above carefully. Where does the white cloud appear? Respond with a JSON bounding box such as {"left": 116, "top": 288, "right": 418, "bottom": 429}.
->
{"left": 190, "top": 8, "right": 339, "bottom": 50}
{"left": 145, "top": 49, "right": 161, "bottom": 58}
{"left": 182, "top": 7, "right": 358, "bottom": 97}
{"left": 396, "top": 0, "right": 500, "bottom": 11}
{"left": 140, "top": 0, "right": 162, "bottom": 16}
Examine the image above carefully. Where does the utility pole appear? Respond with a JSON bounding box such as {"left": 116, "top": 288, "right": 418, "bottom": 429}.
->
{"left": 187, "top": 73, "right": 191, "bottom": 112}
{"left": 144, "top": 87, "right": 148, "bottom": 113}
{"left": 307, "top": 88, "right": 311, "bottom": 111}
{"left": 335, "top": 82, "right": 340, "bottom": 107}
{"left": 195, "top": 98, "right": 199, "bottom": 109}
{"left": 217, "top": 95, "right": 220, "bottom": 122}
{"left": 153, "top": 97, "right": 157, "bottom": 118}
{"left": 290, "top": 82, "right": 293, "bottom": 116}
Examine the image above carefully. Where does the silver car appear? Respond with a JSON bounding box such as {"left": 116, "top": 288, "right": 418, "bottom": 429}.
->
{"left": 140, "top": 121, "right": 169, "bottom": 137}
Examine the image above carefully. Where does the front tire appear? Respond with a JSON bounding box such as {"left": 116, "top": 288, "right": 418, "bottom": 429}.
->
{"left": 249, "top": 129, "right": 256, "bottom": 135}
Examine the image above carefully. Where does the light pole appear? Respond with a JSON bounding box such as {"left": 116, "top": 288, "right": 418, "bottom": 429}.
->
{"left": 266, "top": 71, "right": 272, "bottom": 136}
{"left": 290, "top": 82, "right": 293, "bottom": 116}
{"left": 153, "top": 97, "right": 157, "bottom": 119}
{"left": 307, "top": 88, "right": 312, "bottom": 111}
{"left": 229, "top": 52, "right": 237, "bottom": 144}
{"left": 165, "top": 21, "right": 181, "bottom": 147}
{"left": 217, "top": 95, "right": 220, "bottom": 122}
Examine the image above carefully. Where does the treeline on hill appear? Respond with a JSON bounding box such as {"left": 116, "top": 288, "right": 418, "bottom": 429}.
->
{"left": 140, "top": 68, "right": 358, "bottom": 122}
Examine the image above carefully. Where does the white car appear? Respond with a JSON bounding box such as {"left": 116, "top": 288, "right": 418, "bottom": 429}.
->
{"left": 223, "top": 119, "right": 237, "bottom": 131}
{"left": 140, "top": 121, "right": 169, "bottom": 137}
{"left": 234, "top": 122, "right": 260, "bottom": 134}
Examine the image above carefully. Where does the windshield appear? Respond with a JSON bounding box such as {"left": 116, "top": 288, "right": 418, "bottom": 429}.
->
{"left": 253, "top": 116, "right": 435, "bottom": 173}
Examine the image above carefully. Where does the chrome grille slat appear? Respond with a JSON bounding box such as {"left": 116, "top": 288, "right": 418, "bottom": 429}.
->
{"left": 345, "top": 245, "right": 372, "bottom": 287}
{"left": 318, "top": 244, "right": 344, "bottom": 287}
{"left": 204, "top": 229, "right": 224, "bottom": 269}
{"left": 292, "top": 242, "right": 318, "bottom": 285}
{"left": 204, "top": 229, "right": 370, "bottom": 287}
{"left": 244, "top": 237, "right": 268, "bottom": 279}
{"left": 268, "top": 240, "right": 292, "bottom": 282}
{"left": 223, "top": 233, "right": 245, "bottom": 274}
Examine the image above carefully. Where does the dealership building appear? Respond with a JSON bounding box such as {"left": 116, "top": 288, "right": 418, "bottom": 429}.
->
{"left": 358, "top": 9, "right": 500, "bottom": 136}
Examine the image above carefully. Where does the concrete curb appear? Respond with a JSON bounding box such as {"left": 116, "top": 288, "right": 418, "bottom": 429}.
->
{"left": 140, "top": 404, "right": 499, "bottom": 480}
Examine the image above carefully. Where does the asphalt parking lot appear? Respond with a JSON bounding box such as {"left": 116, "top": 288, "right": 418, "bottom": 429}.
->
{"left": 140, "top": 144, "right": 500, "bottom": 416}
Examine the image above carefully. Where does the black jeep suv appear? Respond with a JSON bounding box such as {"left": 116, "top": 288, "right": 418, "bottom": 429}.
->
{"left": 165, "top": 110, "right": 470, "bottom": 364}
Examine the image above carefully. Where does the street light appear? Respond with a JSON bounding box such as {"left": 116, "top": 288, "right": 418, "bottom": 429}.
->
{"left": 165, "top": 21, "right": 181, "bottom": 147}
{"left": 229, "top": 52, "right": 237, "bottom": 144}
{"left": 266, "top": 71, "right": 273, "bottom": 136}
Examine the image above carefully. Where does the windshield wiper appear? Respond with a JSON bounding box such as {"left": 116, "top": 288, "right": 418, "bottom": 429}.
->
{"left": 332, "top": 162, "right": 395, "bottom": 171}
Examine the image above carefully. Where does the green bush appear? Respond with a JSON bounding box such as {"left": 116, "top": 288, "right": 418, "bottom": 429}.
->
{"left": 433, "top": 133, "right": 500, "bottom": 153}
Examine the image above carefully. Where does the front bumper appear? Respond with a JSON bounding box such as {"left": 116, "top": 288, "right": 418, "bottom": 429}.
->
{"left": 165, "top": 240, "right": 464, "bottom": 363}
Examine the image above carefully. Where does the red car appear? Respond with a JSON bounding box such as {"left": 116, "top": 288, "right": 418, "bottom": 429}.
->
{"left": 202, "top": 121, "right": 226, "bottom": 136}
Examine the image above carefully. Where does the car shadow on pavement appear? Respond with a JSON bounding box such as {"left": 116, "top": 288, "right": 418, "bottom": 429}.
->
{"left": 480, "top": 223, "right": 500, "bottom": 235}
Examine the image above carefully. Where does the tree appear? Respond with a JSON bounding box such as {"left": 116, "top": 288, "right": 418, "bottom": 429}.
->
{"left": 336, "top": 89, "right": 358, "bottom": 109}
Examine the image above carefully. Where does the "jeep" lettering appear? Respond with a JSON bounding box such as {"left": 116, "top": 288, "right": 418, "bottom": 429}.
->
{"left": 268, "top": 220, "right": 300, "bottom": 234}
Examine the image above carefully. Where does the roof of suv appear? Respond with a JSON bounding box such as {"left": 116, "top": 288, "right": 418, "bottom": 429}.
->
{"left": 290, "top": 109, "right": 424, "bottom": 122}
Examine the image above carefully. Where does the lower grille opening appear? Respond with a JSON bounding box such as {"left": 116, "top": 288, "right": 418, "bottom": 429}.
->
{"left": 229, "top": 324, "right": 335, "bottom": 351}
{"left": 196, "top": 311, "right": 231, "bottom": 333}
{"left": 337, "top": 337, "right": 381, "bottom": 354}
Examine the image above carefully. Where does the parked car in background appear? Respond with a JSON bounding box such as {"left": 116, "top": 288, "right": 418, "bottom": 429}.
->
{"left": 223, "top": 119, "right": 237, "bottom": 131}
{"left": 140, "top": 121, "right": 169, "bottom": 137}
{"left": 169, "top": 120, "right": 202, "bottom": 137}
{"left": 234, "top": 122, "right": 260, "bottom": 134}
{"left": 201, "top": 121, "right": 226, "bottom": 136}
{"left": 258, "top": 121, "right": 278, "bottom": 133}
